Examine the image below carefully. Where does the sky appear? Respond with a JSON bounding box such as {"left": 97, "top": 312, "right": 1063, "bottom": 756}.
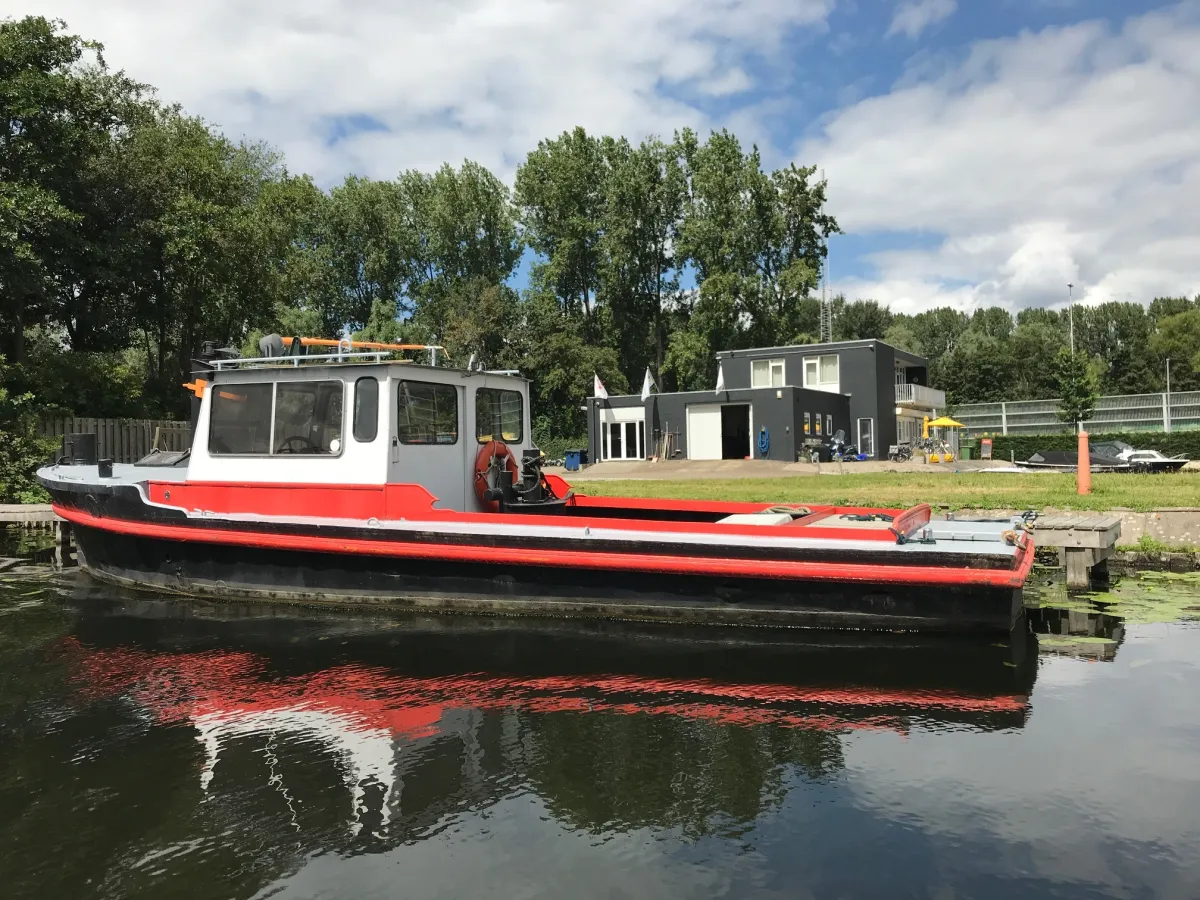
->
{"left": 9, "top": 0, "right": 1199, "bottom": 313}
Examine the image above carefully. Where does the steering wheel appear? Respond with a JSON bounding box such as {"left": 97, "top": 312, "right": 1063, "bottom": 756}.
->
{"left": 277, "top": 434, "right": 320, "bottom": 454}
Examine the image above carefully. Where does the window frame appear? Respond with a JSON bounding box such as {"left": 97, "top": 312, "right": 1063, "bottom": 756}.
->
{"left": 397, "top": 379, "right": 460, "bottom": 446}
{"left": 208, "top": 379, "right": 346, "bottom": 458}
{"left": 353, "top": 376, "right": 379, "bottom": 443}
{"left": 474, "top": 387, "right": 525, "bottom": 445}
{"left": 802, "top": 354, "right": 840, "bottom": 392}
{"left": 751, "top": 358, "right": 786, "bottom": 389}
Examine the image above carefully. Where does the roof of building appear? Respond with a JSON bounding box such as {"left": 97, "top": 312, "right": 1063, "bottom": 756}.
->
{"left": 714, "top": 339, "right": 926, "bottom": 366}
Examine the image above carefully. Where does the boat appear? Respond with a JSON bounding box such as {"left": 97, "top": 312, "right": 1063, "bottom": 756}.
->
{"left": 38, "top": 336, "right": 1035, "bottom": 632}
{"left": 1015, "top": 450, "right": 1131, "bottom": 472}
{"left": 1015, "top": 441, "right": 1187, "bottom": 473}
{"left": 1092, "top": 441, "right": 1188, "bottom": 473}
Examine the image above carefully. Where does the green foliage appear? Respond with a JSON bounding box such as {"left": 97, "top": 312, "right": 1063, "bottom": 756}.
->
{"left": 1148, "top": 309, "right": 1200, "bottom": 391}
{"left": 0, "top": 356, "right": 53, "bottom": 502}
{"left": 1053, "top": 348, "right": 1101, "bottom": 426}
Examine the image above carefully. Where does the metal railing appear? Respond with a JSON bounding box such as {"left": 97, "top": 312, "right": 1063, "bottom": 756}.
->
{"left": 895, "top": 383, "right": 946, "bottom": 409}
{"left": 955, "top": 391, "right": 1200, "bottom": 435}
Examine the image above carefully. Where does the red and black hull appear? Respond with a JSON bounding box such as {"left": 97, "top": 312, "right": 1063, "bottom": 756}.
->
{"left": 47, "top": 479, "right": 1029, "bottom": 633}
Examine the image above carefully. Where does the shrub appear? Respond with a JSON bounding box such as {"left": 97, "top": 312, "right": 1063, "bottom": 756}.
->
{"left": 0, "top": 359, "right": 55, "bottom": 503}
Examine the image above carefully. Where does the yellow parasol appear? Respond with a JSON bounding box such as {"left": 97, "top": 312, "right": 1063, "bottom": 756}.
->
{"left": 927, "top": 416, "right": 965, "bottom": 428}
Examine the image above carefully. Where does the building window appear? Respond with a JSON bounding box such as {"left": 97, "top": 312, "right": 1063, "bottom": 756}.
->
{"left": 803, "top": 412, "right": 811, "bottom": 434}
{"left": 751, "top": 358, "right": 785, "bottom": 388}
{"left": 825, "top": 414, "right": 833, "bottom": 437}
{"left": 803, "top": 354, "right": 839, "bottom": 393}
{"left": 476, "top": 388, "right": 523, "bottom": 443}
{"left": 814, "top": 414, "right": 822, "bottom": 435}
{"left": 398, "top": 381, "right": 459, "bottom": 445}
{"left": 209, "top": 383, "right": 274, "bottom": 455}
{"left": 353, "top": 377, "right": 378, "bottom": 442}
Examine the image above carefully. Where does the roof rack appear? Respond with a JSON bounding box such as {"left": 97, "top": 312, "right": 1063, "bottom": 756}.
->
{"left": 208, "top": 337, "right": 449, "bottom": 371}
{"left": 210, "top": 350, "right": 399, "bottom": 371}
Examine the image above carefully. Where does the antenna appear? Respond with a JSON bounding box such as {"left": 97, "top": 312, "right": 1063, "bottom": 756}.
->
{"left": 819, "top": 167, "right": 833, "bottom": 344}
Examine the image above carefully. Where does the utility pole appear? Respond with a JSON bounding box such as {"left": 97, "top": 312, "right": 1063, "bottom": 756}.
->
{"left": 1166, "top": 358, "right": 1172, "bottom": 433}
{"left": 1067, "top": 283, "right": 1074, "bottom": 354}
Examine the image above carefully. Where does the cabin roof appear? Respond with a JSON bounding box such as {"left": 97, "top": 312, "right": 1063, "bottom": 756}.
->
{"left": 204, "top": 358, "right": 528, "bottom": 385}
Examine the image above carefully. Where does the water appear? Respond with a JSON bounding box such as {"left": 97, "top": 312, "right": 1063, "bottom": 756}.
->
{"left": 2, "top": 560, "right": 1200, "bottom": 900}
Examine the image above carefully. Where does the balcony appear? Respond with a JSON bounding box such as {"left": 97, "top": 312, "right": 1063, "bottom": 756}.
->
{"left": 896, "top": 383, "right": 946, "bottom": 410}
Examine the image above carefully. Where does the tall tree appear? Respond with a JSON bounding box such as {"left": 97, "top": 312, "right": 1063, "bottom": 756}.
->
{"left": 598, "top": 136, "right": 685, "bottom": 382}
{"left": 1053, "top": 348, "right": 1100, "bottom": 428}
{"left": 0, "top": 16, "right": 149, "bottom": 361}
{"left": 515, "top": 127, "right": 606, "bottom": 322}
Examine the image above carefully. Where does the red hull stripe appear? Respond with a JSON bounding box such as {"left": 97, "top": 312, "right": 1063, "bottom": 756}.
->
{"left": 55, "top": 505, "right": 1034, "bottom": 589}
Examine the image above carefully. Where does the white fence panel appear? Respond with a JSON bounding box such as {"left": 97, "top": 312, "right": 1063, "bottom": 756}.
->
{"left": 956, "top": 391, "right": 1200, "bottom": 436}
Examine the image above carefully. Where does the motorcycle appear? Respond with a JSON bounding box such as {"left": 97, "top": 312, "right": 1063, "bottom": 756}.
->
{"left": 888, "top": 443, "right": 913, "bottom": 462}
{"left": 827, "top": 430, "right": 860, "bottom": 461}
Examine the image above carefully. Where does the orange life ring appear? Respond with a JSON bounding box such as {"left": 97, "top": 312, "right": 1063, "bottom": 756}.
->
{"left": 474, "top": 440, "right": 519, "bottom": 511}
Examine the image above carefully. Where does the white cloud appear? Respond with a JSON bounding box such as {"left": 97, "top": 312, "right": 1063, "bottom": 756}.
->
{"left": 13, "top": 0, "right": 833, "bottom": 183}
{"left": 886, "top": 0, "right": 957, "bottom": 40}
{"left": 808, "top": 2, "right": 1200, "bottom": 312}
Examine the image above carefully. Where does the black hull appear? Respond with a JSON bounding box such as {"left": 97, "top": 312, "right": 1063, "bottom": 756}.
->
{"left": 71, "top": 523, "right": 1024, "bottom": 632}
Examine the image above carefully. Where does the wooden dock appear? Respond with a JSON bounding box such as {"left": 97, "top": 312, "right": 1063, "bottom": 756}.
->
{"left": 1, "top": 505, "right": 72, "bottom": 568}
{"left": 0, "top": 504, "right": 58, "bottom": 526}
{"left": 1033, "top": 514, "right": 1122, "bottom": 588}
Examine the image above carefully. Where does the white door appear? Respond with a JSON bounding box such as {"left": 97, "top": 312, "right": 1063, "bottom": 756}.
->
{"left": 858, "top": 417, "right": 875, "bottom": 458}
{"left": 687, "top": 405, "right": 723, "bottom": 460}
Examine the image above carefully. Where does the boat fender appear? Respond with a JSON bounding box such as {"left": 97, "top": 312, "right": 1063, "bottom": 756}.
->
{"left": 474, "top": 440, "right": 519, "bottom": 511}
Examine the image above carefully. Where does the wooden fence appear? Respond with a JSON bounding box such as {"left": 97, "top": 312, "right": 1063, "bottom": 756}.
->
{"left": 39, "top": 417, "right": 192, "bottom": 464}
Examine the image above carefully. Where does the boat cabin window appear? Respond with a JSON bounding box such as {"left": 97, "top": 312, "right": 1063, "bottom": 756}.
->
{"left": 476, "top": 388, "right": 523, "bottom": 443}
{"left": 397, "top": 381, "right": 459, "bottom": 444}
{"left": 273, "top": 382, "right": 344, "bottom": 454}
{"left": 209, "top": 384, "right": 274, "bottom": 454}
{"left": 353, "top": 377, "right": 379, "bottom": 442}
{"left": 209, "top": 380, "right": 344, "bottom": 456}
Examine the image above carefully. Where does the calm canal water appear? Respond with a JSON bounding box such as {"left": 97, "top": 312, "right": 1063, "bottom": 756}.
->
{"left": 2, "top": 550, "right": 1200, "bottom": 899}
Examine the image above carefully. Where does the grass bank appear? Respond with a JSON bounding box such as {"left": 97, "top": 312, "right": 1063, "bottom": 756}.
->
{"left": 574, "top": 472, "right": 1198, "bottom": 512}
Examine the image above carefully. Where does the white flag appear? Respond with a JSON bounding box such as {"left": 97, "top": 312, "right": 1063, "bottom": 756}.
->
{"left": 714, "top": 362, "right": 726, "bottom": 395}
{"left": 593, "top": 373, "right": 609, "bottom": 400}
{"left": 640, "top": 367, "right": 656, "bottom": 402}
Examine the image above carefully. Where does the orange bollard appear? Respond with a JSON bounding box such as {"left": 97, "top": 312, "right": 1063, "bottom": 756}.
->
{"left": 1077, "top": 429, "right": 1091, "bottom": 495}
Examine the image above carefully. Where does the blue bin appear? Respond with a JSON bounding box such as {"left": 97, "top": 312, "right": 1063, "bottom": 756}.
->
{"left": 564, "top": 449, "right": 582, "bottom": 471}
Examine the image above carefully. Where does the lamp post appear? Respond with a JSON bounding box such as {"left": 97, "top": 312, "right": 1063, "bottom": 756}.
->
{"left": 1166, "top": 358, "right": 1172, "bottom": 433}
{"left": 1067, "top": 283, "right": 1074, "bottom": 353}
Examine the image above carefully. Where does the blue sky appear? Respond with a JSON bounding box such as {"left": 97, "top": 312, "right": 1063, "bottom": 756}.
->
{"left": 16, "top": 0, "right": 1199, "bottom": 312}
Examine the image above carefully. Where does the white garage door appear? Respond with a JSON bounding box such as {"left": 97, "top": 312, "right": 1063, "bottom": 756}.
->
{"left": 687, "top": 405, "right": 723, "bottom": 460}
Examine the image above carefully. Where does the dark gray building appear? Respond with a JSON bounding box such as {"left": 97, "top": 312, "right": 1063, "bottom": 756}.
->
{"left": 587, "top": 339, "right": 944, "bottom": 463}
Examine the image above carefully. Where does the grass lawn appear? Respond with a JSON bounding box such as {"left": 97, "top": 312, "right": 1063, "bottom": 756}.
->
{"left": 574, "top": 472, "right": 1200, "bottom": 512}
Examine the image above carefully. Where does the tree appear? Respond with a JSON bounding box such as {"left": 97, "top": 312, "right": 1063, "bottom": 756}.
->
{"left": 515, "top": 127, "right": 606, "bottom": 322}
{"left": 0, "top": 16, "right": 150, "bottom": 362}
{"left": 598, "top": 136, "right": 685, "bottom": 383}
{"left": 835, "top": 299, "right": 893, "bottom": 341}
{"left": 1053, "top": 348, "right": 1100, "bottom": 428}
{"left": 1148, "top": 309, "right": 1200, "bottom": 392}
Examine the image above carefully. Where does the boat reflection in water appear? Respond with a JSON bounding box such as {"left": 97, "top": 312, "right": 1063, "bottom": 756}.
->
{"left": 59, "top": 594, "right": 1039, "bottom": 845}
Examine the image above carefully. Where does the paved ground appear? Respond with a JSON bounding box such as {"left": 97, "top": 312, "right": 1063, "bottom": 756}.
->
{"left": 545, "top": 457, "right": 1019, "bottom": 481}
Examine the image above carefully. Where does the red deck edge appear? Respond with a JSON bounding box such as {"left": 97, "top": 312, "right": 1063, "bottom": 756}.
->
{"left": 145, "top": 481, "right": 905, "bottom": 544}
{"left": 56, "top": 504, "right": 1033, "bottom": 590}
